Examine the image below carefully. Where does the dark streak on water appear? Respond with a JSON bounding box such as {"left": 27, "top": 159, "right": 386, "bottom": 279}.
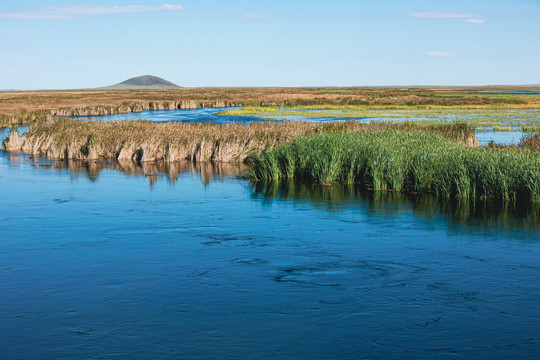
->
{"left": 1, "top": 152, "right": 539, "bottom": 359}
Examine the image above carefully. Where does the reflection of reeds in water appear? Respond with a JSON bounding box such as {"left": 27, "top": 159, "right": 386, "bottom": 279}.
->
{"left": 250, "top": 180, "right": 540, "bottom": 229}
{"left": 10, "top": 154, "right": 244, "bottom": 187}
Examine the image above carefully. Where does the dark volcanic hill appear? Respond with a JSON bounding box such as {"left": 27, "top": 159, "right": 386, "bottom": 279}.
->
{"left": 104, "top": 75, "right": 180, "bottom": 90}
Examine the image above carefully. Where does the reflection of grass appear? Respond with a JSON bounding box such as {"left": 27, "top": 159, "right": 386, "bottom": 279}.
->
{"left": 249, "top": 131, "right": 540, "bottom": 203}
{"left": 251, "top": 180, "right": 540, "bottom": 228}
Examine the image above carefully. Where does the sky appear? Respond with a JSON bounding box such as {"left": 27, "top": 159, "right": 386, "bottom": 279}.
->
{"left": 0, "top": 0, "right": 539, "bottom": 89}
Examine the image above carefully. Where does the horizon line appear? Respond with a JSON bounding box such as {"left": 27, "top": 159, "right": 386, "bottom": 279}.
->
{"left": 2, "top": 84, "right": 540, "bottom": 92}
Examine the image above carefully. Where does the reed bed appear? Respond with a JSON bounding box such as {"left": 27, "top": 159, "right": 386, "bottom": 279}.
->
{"left": 2, "top": 87, "right": 539, "bottom": 127}
{"left": 2, "top": 119, "right": 478, "bottom": 163}
{"left": 248, "top": 131, "right": 540, "bottom": 203}
{"left": 522, "top": 125, "right": 540, "bottom": 133}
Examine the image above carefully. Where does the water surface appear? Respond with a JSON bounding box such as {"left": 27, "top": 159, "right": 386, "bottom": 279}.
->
{"left": 1, "top": 153, "right": 539, "bottom": 359}
{"left": 476, "top": 130, "right": 527, "bottom": 145}
{"left": 70, "top": 106, "right": 254, "bottom": 124}
{"left": 482, "top": 90, "right": 540, "bottom": 96}
{"left": 0, "top": 126, "right": 28, "bottom": 140}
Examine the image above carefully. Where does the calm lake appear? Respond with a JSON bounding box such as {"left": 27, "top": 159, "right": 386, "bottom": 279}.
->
{"left": 1, "top": 150, "right": 540, "bottom": 359}
{"left": 1, "top": 108, "right": 540, "bottom": 359}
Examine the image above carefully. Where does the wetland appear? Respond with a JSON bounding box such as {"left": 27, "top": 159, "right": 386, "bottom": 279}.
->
{"left": 1, "top": 87, "right": 540, "bottom": 359}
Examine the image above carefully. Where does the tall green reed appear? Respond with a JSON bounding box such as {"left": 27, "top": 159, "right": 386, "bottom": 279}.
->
{"left": 248, "top": 130, "right": 540, "bottom": 203}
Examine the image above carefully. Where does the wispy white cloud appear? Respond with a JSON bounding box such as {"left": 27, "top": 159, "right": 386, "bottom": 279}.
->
{"left": 409, "top": 11, "right": 489, "bottom": 24}
{"left": 241, "top": 13, "right": 277, "bottom": 19}
{"left": 465, "top": 18, "right": 486, "bottom": 24}
{"left": 409, "top": 12, "right": 484, "bottom": 19}
{"left": 0, "top": 4, "right": 183, "bottom": 20}
{"left": 425, "top": 51, "right": 458, "bottom": 57}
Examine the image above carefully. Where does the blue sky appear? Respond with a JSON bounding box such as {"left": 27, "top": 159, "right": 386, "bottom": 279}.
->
{"left": 1, "top": 0, "right": 539, "bottom": 89}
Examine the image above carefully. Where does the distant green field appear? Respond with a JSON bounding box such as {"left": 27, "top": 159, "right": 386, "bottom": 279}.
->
{"left": 218, "top": 106, "right": 540, "bottom": 131}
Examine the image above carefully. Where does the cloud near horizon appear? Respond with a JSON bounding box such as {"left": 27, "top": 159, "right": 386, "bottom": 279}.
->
{"left": 0, "top": 4, "right": 183, "bottom": 20}
{"left": 465, "top": 19, "right": 486, "bottom": 24}
{"left": 409, "top": 11, "right": 488, "bottom": 24}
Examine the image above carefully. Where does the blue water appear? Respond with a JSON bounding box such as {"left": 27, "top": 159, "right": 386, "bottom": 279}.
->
{"left": 483, "top": 90, "right": 540, "bottom": 96}
{"left": 0, "top": 126, "right": 28, "bottom": 140}
{"left": 69, "top": 106, "right": 260, "bottom": 124}
{"left": 476, "top": 130, "right": 527, "bottom": 145}
{"left": 1, "top": 152, "right": 539, "bottom": 359}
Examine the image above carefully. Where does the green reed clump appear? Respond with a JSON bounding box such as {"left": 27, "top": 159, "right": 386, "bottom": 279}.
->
{"left": 0, "top": 114, "right": 8, "bottom": 128}
{"left": 492, "top": 125, "right": 513, "bottom": 131}
{"left": 522, "top": 125, "right": 540, "bottom": 133}
{"left": 248, "top": 131, "right": 540, "bottom": 203}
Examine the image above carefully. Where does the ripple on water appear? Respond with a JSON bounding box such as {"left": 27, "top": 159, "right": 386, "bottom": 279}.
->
{"left": 103, "top": 226, "right": 191, "bottom": 236}
{"left": 1, "top": 149, "right": 540, "bottom": 359}
{"left": 231, "top": 258, "right": 270, "bottom": 266}
{"left": 273, "top": 260, "right": 427, "bottom": 290}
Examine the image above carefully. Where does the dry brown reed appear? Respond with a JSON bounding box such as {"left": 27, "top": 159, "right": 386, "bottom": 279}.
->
{"left": 2, "top": 119, "right": 478, "bottom": 163}
{"left": 520, "top": 133, "right": 540, "bottom": 151}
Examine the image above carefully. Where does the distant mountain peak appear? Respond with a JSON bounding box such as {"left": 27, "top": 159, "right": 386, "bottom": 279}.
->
{"left": 119, "top": 75, "right": 179, "bottom": 87}
{"left": 104, "top": 75, "right": 180, "bottom": 89}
